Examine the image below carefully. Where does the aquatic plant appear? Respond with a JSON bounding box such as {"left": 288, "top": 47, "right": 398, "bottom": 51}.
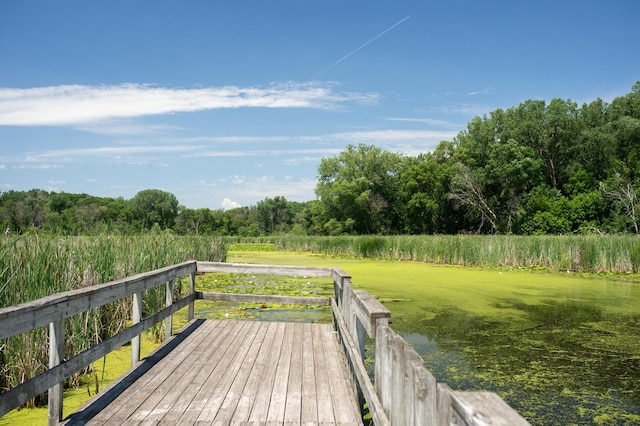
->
{"left": 0, "top": 234, "right": 226, "bottom": 405}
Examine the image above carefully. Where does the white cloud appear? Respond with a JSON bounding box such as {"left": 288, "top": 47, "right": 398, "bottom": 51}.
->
{"left": 187, "top": 129, "right": 457, "bottom": 155}
{"left": 0, "top": 82, "right": 379, "bottom": 126}
{"left": 221, "top": 197, "right": 241, "bottom": 210}
{"left": 25, "top": 144, "right": 201, "bottom": 163}
{"left": 385, "top": 117, "right": 463, "bottom": 129}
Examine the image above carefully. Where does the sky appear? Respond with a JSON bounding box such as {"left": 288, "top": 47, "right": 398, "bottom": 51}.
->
{"left": 1, "top": 1, "right": 638, "bottom": 210}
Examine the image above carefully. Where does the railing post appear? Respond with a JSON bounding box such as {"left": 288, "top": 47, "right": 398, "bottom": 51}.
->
{"left": 165, "top": 280, "right": 174, "bottom": 340}
{"left": 188, "top": 271, "right": 196, "bottom": 321}
{"left": 131, "top": 291, "right": 142, "bottom": 367}
{"left": 48, "top": 318, "right": 64, "bottom": 425}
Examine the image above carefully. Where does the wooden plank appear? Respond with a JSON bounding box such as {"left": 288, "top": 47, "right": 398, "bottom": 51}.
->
{"left": 63, "top": 319, "right": 209, "bottom": 425}
{"left": 390, "top": 332, "right": 407, "bottom": 426}
{"left": 87, "top": 319, "right": 220, "bottom": 424}
{"left": 333, "top": 299, "right": 389, "bottom": 426}
{"left": 196, "top": 261, "right": 332, "bottom": 277}
{"left": 450, "top": 391, "right": 531, "bottom": 426}
{"left": 352, "top": 289, "right": 391, "bottom": 337}
{"left": 300, "top": 323, "right": 318, "bottom": 424}
{"left": 331, "top": 267, "right": 351, "bottom": 291}
{"left": 375, "top": 324, "right": 393, "bottom": 417}
{"left": 312, "top": 323, "right": 335, "bottom": 424}
{"left": 214, "top": 322, "right": 268, "bottom": 425}
{"left": 230, "top": 321, "right": 279, "bottom": 422}
{"left": 266, "top": 322, "right": 295, "bottom": 423}
{"left": 284, "top": 323, "right": 304, "bottom": 424}
{"left": 247, "top": 322, "right": 287, "bottom": 423}
{"left": 66, "top": 320, "right": 366, "bottom": 426}
{"left": 175, "top": 321, "right": 252, "bottom": 423}
{"left": 48, "top": 318, "right": 64, "bottom": 425}
{"left": 410, "top": 352, "right": 437, "bottom": 426}
{"left": 199, "top": 321, "right": 262, "bottom": 422}
{"left": 159, "top": 321, "right": 239, "bottom": 424}
{"left": 199, "top": 291, "right": 330, "bottom": 306}
{"left": 0, "top": 261, "right": 197, "bottom": 341}
{"left": 116, "top": 320, "right": 226, "bottom": 424}
{"left": 319, "top": 323, "right": 363, "bottom": 425}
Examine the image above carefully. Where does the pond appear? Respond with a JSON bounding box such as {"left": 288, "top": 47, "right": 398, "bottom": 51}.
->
{"left": 226, "top": 250, "right": 640, "bottom": 425}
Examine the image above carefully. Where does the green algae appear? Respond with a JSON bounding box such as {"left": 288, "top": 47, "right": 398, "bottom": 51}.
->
{"left": 227, "top": 249, "right": 640, "bottom": 426}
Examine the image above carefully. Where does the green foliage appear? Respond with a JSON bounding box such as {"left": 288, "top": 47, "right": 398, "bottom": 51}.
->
{"left": 1, "top": 83, "right": 639, "bottom": 236}
{"left": 315, "top": 143, "right": 403, "bottom": 234}
{"left": 242, "top": 234, "right": 640, "bottom": 273}
{"left": 131, "top": 189, "right": 179, "bottom": 230}
{"left": 0, "top": 234, "right": 226, "bottom": 401}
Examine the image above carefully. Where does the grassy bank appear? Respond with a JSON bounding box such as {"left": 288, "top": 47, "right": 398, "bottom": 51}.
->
{"left": 0, "top": 233, "right": 226, "bottom": 408}
{"left": 227, "top": 234, "right": 640, "bottom": 273}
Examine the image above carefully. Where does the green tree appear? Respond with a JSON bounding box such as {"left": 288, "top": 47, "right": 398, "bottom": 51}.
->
{"left": 130, "top": 189, "right": 179, "bottom": 230}
{"left": 398, "top": 148, "right": 454, "bottom": 234}
{"left": 256, "top": 196, "right": 291, "bottom": 234}
{"left": 316, "top": 144, "right": 402, "bottom": 234}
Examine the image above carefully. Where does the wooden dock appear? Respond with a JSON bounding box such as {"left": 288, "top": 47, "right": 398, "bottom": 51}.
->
{"left": 0, "top": 261, "right": 531, "bottom": 425}
{"left": 64, "top": 319, "right": 363, "bottom": 425}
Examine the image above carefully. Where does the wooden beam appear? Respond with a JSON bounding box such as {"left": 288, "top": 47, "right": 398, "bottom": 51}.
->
{"left": 351, "top": 290, "right": 391, "bottom": 337}
{"left": 198, "top": 292, "right": 330, "bottom": 306}
{"left": 332, "top": 298, "right": 390, "bottom": 426}
{"left": 196, "top": 261, "right": 332, "bottom": 277}
{"left": 187, "top": 271, "right": 196, "bottom": 321}
{"left": 0, "top": 261, "right": 197, "bottom": 341}
{"left": 48, "top": 318, "right": 64, "bottom": 425}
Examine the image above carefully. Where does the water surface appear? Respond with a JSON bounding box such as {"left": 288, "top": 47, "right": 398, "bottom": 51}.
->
{"left": 227, "top": 251, "right": 640, "bottom": 425}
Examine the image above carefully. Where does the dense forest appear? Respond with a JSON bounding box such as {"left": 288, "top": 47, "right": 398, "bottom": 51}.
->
{"left": 2, "top": 83, "right": 639, "bottom": 236}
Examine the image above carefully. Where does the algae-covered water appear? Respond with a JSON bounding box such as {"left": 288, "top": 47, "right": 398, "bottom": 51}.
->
{"left": 228, "top": 250, "right": 640, "bottom": 426}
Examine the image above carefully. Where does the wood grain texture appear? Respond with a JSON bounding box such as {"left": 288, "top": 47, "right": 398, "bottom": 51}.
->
{"left": 63, "top": 320, "right": 363, "bottom": 426}
{"left": 196, "top": 261, "right": 332, "bottom": 277}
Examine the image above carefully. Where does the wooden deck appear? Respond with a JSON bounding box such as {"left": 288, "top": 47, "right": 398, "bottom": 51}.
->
{"left": 64, "top": 319, "right": 364, "bottom": 425}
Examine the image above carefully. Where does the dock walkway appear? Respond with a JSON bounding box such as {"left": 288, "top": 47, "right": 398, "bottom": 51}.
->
{"left": 0, "top": 260, "right": 531, "bottom": 425}
{"left": 64, "top": 319, "right": 363, "bottom": 425}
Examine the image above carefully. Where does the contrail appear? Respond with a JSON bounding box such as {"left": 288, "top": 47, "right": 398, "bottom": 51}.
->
{"left": 311, "top": 15, "right": 411, "bottom": 80}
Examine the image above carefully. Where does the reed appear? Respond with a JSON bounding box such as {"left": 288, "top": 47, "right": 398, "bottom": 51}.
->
{"left": 0, "top": 233, "right": 226, "bottom": 405}
{"left": 229, "top": 234, "right": 640, "bottom": 273}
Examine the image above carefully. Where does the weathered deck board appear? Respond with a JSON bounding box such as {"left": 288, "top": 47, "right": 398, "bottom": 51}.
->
{"left": 65, "top": 319, "right": 363, "bottom": 425}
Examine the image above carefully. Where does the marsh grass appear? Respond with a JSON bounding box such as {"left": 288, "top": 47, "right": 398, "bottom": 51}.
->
{"left": 0, "top": 233, "right": 226, "bottom": 407}
{"left": 234, "top": 234, "right": 640, "bottom": 273}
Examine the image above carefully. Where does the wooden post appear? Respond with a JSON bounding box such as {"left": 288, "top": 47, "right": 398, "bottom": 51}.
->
{"left": 131, "top": 291, "right": 142, "bottom": 367}
{"left": 165, "top": 280, "right": 174, "bottom": 340}
{"left": 187, "top": 271, "right": 196, "bottom": 321}
{"left": 48, "top": 318, "right": 64, "bottom": 425}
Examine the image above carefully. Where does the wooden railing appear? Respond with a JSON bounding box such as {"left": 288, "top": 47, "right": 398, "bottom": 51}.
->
{"left": 0, "top": 261, "right": 198, "bottom": 425}
{"left": 329, "top": 267, "right": 530, "bottom": 426}
{"left": 0, "top": 261, "right": 530, "bottom": 425}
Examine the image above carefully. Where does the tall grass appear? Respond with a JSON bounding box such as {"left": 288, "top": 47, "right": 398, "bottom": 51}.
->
{"left": 229, "top": 234, "right": 640, "bottom": 274}
{"left": 0, "top": 233, "right": 226, "bottom": 406}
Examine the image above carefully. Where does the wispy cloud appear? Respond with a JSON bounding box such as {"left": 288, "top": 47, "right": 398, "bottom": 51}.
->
{"left": 385, "top": 117, "right": 463, "bottom": 129}
{"left": 11, "top": 128, "right": 458, "bottom": 171}
{"left": 0, "top": 82, "right": 379, "bottom": 126}
{"left": 189, "top": 129, "right": 457, "bottom": 147}
{"left": 25, "top": 144, "right": 201, "bottom": 163}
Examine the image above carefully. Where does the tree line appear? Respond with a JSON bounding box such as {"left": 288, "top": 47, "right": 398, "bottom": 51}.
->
{"left": 2, "top": 82, "right": 639, "bottom": 236}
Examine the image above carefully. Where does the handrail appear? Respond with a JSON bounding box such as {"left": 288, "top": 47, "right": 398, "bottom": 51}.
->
{"left": 330, "top": 268, "right": 531, "bottom": 426}
{"left": 0, "top": 261, "right": 198, "bottom": 424}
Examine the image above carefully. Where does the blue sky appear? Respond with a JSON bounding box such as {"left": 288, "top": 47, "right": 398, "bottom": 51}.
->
{"left": 1, "top": 1, "right": 638, "bottom": 209}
